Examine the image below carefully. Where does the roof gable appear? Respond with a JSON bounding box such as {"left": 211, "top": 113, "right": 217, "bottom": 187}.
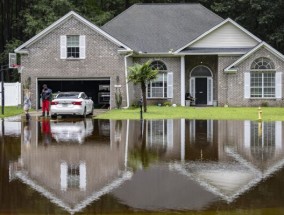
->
{"left": 15, "top": 11, "right": 130, "bottom": 53}
{"left": 12, "top": 170, "right": 132, "bottom": 214}
{"left": 102, "top": 4, "right": 224, "bottom": 53}
{"left": 176, "top": 19, "right": 261, "bottom": 53}
{"left": 224, "top": 42, "right": 284, "bottom": 72}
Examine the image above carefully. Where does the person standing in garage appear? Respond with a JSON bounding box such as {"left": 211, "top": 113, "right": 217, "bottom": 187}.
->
{"left": 41, "top": 84, "right": 52, "bottom": 117}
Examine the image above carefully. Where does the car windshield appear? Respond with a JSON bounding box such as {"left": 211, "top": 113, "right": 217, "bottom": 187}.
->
{"left": 56, "top": 93, "right": 80, "bottom": 99}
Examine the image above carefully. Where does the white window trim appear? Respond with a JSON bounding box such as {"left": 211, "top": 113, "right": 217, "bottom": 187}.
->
{"left": 148, "top": 72, "right": 168, "bottom": 98}
{"left": 250, "top": 71, "right": 276, "bottom": 98}
{"left": 244, "top": 121, "right": 281, "bottom": 151}
{"left": 146, "top": 120, "right": 173, "bottom": 148}
{"left": 61, "top": 35, "right": 86, "bottom": 60}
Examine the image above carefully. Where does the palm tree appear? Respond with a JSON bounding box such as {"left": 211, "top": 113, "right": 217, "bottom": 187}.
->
{"left": 128, "top": 61, "right": 158, "bottom": 112}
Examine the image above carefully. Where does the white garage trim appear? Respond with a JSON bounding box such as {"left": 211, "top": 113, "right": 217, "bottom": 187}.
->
{"left": 36, "top": 77, "right": 111, "bottom": 111}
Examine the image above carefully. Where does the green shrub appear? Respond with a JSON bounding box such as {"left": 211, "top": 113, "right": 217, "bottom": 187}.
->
{"left": 115, "top": 90, "right": 122, "bottom": 109}
{"left": 163, "top": 101, "right": 172, "bottom": 107}
{"left": 261, "top": 102, "right": 269, "bottom": 107}
{"left": 131, "top": 101, "right": 139, "bottom": 108}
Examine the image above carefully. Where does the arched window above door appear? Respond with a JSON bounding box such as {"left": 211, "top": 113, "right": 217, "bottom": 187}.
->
{"left": 191, "top": 66, "right": 212, "bottom": 77}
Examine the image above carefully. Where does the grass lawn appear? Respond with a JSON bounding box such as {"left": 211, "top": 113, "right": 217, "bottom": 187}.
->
{"left": 95, "top": 106, "right": 284, "bottom": 121}
{"left": 0, "top": 106, "right": 24, "bottom": 118}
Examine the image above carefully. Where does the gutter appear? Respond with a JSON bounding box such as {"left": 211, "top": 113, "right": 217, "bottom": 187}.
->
{"left": 123, "top": 51, "right": 133, "bottom": 108}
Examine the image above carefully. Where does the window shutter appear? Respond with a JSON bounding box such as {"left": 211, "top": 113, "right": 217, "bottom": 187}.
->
{"left": 244, "top": 120, "right": 250, "bottom": 148}
{"left": 275, "top": 72, "right": 282, "bottom": 98}
{"left": 167, "top": 72, "right": 173, "bottom": 98}
{"left": 244, "top": 72, "right": 250, "bottom": 98}
{"left": 79, "top": 163, "right": 86, "bottom": 190}
{"left": 60, "top": 162, "right": 67, "bottom": 191}
{"left": 79, "top": 35, "right": 86, "bottom": 59}
{"left": 60, "top": 35, "right": 67, "bottom": 59}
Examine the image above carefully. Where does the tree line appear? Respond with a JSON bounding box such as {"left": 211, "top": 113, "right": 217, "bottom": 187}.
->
{"left": 1, "top": 0, "right": 284, "bottom": 81}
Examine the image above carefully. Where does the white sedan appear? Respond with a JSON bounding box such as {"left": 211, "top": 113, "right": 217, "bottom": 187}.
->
{"left": 50, "top": 118, "right": 94, "bottom": 144}
{"left": 50, "top": 92, "right": 94, "bottom": 118}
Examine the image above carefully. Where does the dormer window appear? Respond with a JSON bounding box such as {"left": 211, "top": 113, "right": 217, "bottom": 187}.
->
{"left": 60, "top": 35, "right": 86, "bottom": 59}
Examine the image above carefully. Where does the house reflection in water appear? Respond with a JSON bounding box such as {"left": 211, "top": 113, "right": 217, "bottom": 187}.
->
{"left": 9, "top": 117, "right": 132, "bottom": 214}
{"left": 114, "top": 119, "right": 284, "bottom": 210}
{"left": 8, "top": 118, "right": 284, "bottom": 213}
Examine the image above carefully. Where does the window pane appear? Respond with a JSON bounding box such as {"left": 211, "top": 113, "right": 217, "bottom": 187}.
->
{"left": 264, "top": 72, "right": 275, "bottom": 87}
{"left": 67, "top": 36, "right": 80, "bottom": 58}
{"left": 67, "top": 36, "right": 79, "bottom": 47}
{"left": 67, "top": 47, "right": 79, "bottom": 58}
{"left": 147, "top": 120, "right": 167, "bottom": 146}
{"left": 251, "top": 72, "right": 262, "bottom": 87}
{"left": 264, "top": 88, "right": 275, "bottom": 97}
{"left": 250, "top": 71, "right": 275, "bottom": 98}
{"left": 67, "top": 164, "right": 80, "bottom": 189}
{"left": 251, "top": 57, "right": 275, "bottom": 70}
{"left": 251, "top": 88, "right": 262, "bottom": 97}
{"left": 152, "top": 88, "right": 163, "bottom": 97}
{"left": 149, "top": 73, "right": 167, "bottom": 98}
{"left": 150, "top": 61, "right": 167, "bottom": 71}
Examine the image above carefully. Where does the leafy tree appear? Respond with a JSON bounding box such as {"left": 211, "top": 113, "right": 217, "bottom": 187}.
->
{"left": 0, "top": 39, "right": 22, "bottom": 82}
{"left": 1, "top": 0, "right": 284, "bottom": 83}
{"left": 128, "top": 61, "right": 158, "bottom": 112}
{"left": 21, "top": 0, "right": 75, "bottom": 37}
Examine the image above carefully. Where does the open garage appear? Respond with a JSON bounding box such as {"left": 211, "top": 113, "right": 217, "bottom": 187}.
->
{"left": 37, "top": 79, "right": 110, "bottom": 109}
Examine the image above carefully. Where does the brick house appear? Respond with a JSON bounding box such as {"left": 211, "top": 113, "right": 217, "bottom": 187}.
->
{"left": 15, "top": 3, "right": 284, "bottom": 109}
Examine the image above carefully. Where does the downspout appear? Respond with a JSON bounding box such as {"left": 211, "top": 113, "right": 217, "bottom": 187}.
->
{"left": 123, "top": 51, "right": 133, "bottom": 108}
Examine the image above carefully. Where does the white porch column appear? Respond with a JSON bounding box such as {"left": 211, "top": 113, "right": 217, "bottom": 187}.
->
{"left": 181, "top": 56, "right": 185, "bottom": 106}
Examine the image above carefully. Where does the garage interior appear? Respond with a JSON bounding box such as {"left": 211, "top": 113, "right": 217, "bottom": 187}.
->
{"left": 38, "top": 79, "right": 110, "bottom": 109}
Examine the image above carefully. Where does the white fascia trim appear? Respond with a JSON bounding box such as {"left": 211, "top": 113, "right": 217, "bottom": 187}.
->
{"left": 134, "top": 52, "right": 177, "bottom": 57}
{"left": 118, "top": 49, "right": 133, "bottom": 54}
{"left": 224, "top": 42, "right": 284, "bottom": 72}
{"left": 15, "top": 50, "right": 29, "bottom": 54}
{"left": 174, "top": 52, "right": 247, "bottom": 56}
{"left": 224, "top": 69, "right": 238, "bottom": 74}
{"left": 175, "top": 18, "right": 262, "bottom": 54}
{"left": 15, "top": 11, "right": 131, "bottom": 53}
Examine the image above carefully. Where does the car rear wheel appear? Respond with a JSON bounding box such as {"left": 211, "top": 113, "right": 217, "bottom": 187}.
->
{"left": 51, "top": 114, "right": 57, "bottom": 119}
{"left": 89, "top": 107, "right": 94, "bottom": 116}
{"left": 81, "top": 108, "right": 86, "bottom": 118}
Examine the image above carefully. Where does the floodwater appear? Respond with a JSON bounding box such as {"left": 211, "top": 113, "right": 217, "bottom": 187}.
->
{"left": 0, "top": 116, "right": 284, "bottom": 215}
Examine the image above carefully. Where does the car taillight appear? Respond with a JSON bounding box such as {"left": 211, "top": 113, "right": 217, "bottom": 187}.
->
{"left": 51, "top": 101, "right": 58, "bottom": 105}
{"left": 72, "top": 101, "right": 82, "bottom": 105}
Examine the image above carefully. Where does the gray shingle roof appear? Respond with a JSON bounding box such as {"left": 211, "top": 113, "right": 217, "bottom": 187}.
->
{"left": 102, "top": 4, "right": 224, "bottom": 53}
